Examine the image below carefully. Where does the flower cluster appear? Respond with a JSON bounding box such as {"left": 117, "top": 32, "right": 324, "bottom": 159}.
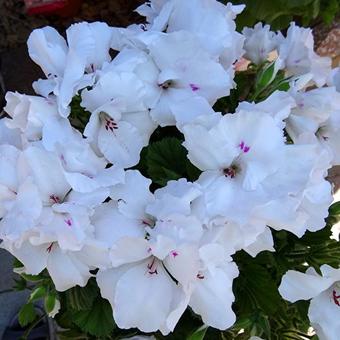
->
{"left": 0, "top": 0, "right": 339, "bottom": 337}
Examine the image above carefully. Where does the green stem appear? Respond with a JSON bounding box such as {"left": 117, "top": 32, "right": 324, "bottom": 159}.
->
{"left": 20, "top": 314, "right": 46, "bottom": 340}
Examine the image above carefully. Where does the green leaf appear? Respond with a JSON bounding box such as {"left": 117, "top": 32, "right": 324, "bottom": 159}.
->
{"left": 13, "top": 277, "right": 27, "bottom": 291}
{"left": 65, "top": 278, "right": 99, "bottom": 311}
{"left": 146, "top": 137, "right": 201, "bottom": 186}
{"left": 20, "top": 273, "right": 44, "bottom": 282}
{"left": 187, "top": 325, "right": 209, "bottom": 340}
{"left": 234, "top": 262, "right": 282, "bottom": 315}
{"left": 256, "top": 62, "right": 276, "bottom": 90}
{"left": 44, "top": 293, "right": 57, "bottom": 314}
{"left": 18, "top": 303, "right": 37, "bottom": 327}
{"left": 329, "top": 201, "right": 340, "bottom": 216}
{"left": 72, "top": 297, "right": 115, "bottom": 337}
{"left": 29, "top": 286, "right": 47, "bottom": 302}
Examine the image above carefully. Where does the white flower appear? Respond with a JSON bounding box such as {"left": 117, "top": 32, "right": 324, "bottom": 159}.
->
{"left": 137, "top": 0, "right": 245, "bottom": 70}
{"left": 27, "top": 22, "right": 113, "bottom": 117}
{"left": 279, "top": 265, "right": 340, "bottom": 340}
{"left": 1, "top": 237, "right": 108, "bottom": 291}
{"left": 242, "top": 23, "right": 282, "bottom": 65}
{"left": 236, "top": 90, "right": 296, "bottom": 129}
{"left": 143, "top": 31, "right": 231, "bottom": 126}
{"left": 255, "top": 142, "right": 332, "bottom": 237}
{"left": 95, "top": 171, "right": 238, "bottom": 334}
{"left": 82, "top": 70, "right": 156, "bottom": 167}
{"left": 278, "top": 23, "right": 331, "bottom": 87}
{"left": 41, "top": 116, "right": 125, "bottom": 192}
{"left": 0, "top": 116, "right": 22, "bottom": 149}
{"left": 4, "top": 92, "right": 59, "bottom": 143}
{"left": 0, "top": 145, "right": 42, "bottom": 241}
{"left": 183, "top": 110, "right": 285, "bottom": 193}
{"left": 286, "top": 86, "right": 340, "bottom": 165}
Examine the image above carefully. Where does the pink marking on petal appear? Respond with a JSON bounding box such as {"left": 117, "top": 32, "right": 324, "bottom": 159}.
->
{"left": 239, "top": 141, "right": 245, "bottom": 150}
{"left": 190, "top": 83, "right": 200, "bottom": 92}
{"left": 147, "top": 257, "right": 158, "bottom": 275}
{"left": 104, "top": 118, "right": 118, "bottom": 133}
{"left": 60, "top": 154, "right": 67, "bottom": 166}
{"left": 197, "top": 273, "right": 205, "bottom": 280}
{"left": 147, "top": 247, "right": 152, "bottom": 253}
{"left": 50, "top": 195, "right": 60, "bottom": 204}
{"left": 243, "top": 146, "right": 250, "bottom": 153}
{"left": 46, "top": 242, "right": 54, "bottom": 253}
{"left": 333, "top": 290, "right": 340, "bottom": 307}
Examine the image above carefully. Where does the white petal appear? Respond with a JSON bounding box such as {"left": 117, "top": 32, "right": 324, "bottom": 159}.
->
{"left": 92, "top": 201, "right": 145, "bottom": 247}
{"left": 27, "top": 27, "right": 67, "bottom": 77}
{"left": 279, "top": 269, "right": 335, "bottom": 302}
{"left": 189, "top": 263, "right": 238, "bottom": 329}
{"left": 110, "top": 170, "right": 154, "bottom": 220}
{"left": 114, "top": 260, "right": 178, "bottom": 333}
{"left": 110, "top": 237, "right": 150, "bottom": 267}
{"left": 308, "top": 287, "right": 340, "bottom": 340}
{"left": 47, "top": 246, "right": 92, "bottom": 291}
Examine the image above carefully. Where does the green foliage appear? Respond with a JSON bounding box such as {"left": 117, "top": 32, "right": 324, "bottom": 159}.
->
{"left": 65, "top": 278, "right": 99, "bottom": 311}
{"left": 18, "top": 303, "right": 37, "bottom": 327}
{"left": 69, "top": 94, "right": 91, "bottom": 133}
{"left": 72, "top": 298, "right": 115, "bottom": 337}
{"left": 134, "top": 136, "right": 201, "bottom": 187}
{"left": 225, "top": 0, "right": 340, "bottom": 30}
{"left": 187, "top": 325, "right": 209, "bottom": 340}
{"left": 44, "top": 293, "right": 58, "bottom": 314}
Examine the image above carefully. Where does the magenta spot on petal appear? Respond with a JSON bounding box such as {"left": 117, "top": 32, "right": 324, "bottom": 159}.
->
{"left": 239, "top": 140, "right": 250, "bottom": 153}
{"left": 65, "top": 219, "right": 72, "bottom": 227}
{"left": 189, "top": 83, "right": 200, "bottom": 92}
{"left": 147, "top": 247, "right": 152, "bottom": 253}
{"left": 197, "top": 273, "right": 205, "bottom": 280}
{"left": 171, "top": 250, "right": 179, "bottom": 258}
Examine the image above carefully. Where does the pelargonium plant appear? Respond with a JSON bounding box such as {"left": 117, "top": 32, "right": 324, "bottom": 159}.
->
{"left": 1, "top": 0, "right": 340, "bottom": 339}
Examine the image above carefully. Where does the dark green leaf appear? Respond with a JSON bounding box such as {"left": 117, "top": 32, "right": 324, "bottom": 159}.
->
{"left": 329, "top": 201, "right": 340, "bottom": 216}
{"left": 234, "top": 263, "right": 282, "bottom": 315}
{"left": 72, "top": 297, "right": 115, "bottom": 337}
{"left": 146, "top": 137, "right": 201, "bottom": 186}
{"left": 65, "top": 278, "right": 99, "bottom": 311}
{"left": 18, "top": 303, "right": 37, "bottom": 327}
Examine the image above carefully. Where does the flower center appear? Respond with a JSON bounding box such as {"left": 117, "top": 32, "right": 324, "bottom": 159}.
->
{"left": 223, "top": 164, "right": 240, "bottom": 178}
{"left": 158, "top": 80, "right": 173, "bottom": 90}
